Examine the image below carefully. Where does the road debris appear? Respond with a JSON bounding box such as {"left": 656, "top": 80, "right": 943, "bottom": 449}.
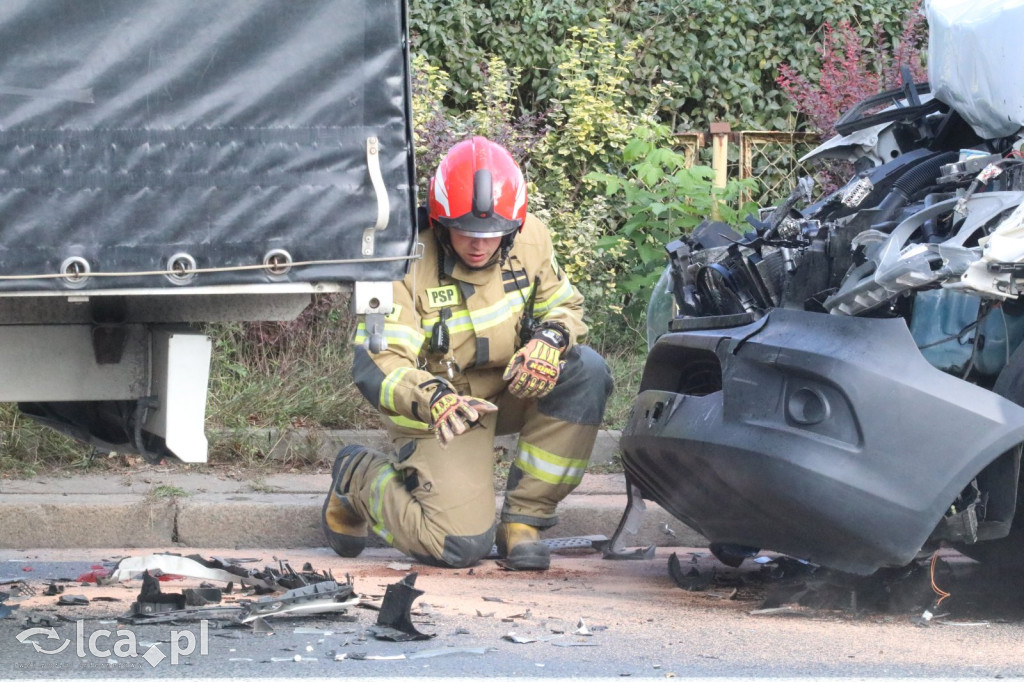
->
{"left": 386, "top": 562, "right": 412, "bottom": 571}
{"left": 240, "top": 580, "right": 357, "bottom": 623}
{"left": 110, "top": 553, "right": 335, "bottom": 591}
{"left": 407, "top": 647, "right": 493, "bottom": 659}
{"left": 372, "top": 572, "right": 434, "bottom": 641}
{"left": 749, "top": 606, "right": 801, "bottom": 616}
{"left": 668, "top": 553, "right": 714, "bottom": 591}
{"left": 56, "top": 594, "right": 89, "bottom": 606}
{"left": 76, "top": 565, "right": 111, "bottom": 583}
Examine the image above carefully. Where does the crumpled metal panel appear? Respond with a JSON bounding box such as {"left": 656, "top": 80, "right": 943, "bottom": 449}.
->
{"left": 0, "top": 0, "right": 416, "bottom": 291}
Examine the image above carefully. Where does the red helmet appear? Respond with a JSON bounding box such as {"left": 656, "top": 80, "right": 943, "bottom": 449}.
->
{"left": 428, "top": 136, "right": 527, "bottom": 238}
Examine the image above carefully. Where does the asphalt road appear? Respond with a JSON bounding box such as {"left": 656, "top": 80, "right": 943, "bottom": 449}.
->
{"left": 2, "top": 547, "right": 1024, "bottom": 680}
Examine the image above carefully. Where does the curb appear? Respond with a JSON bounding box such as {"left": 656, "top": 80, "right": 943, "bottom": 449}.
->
{"left": 0, "top": 430, "right": 709, "bottom": 551}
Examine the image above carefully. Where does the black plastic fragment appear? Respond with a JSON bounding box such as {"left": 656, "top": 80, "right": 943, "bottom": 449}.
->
{"left": 374, "top": 572, "right": 434, "bottom": 641}
{"left": 183, "top": 588, "right": 223, "bottom": 606}
{"left": 131, "top": 571, "right": 186, "bottom": 615}
{"left": 667, "top": 553, "right": 714, "bottom": 591}
{"left": 709, "top": 543, "right": 760, "bottom": 568}
{"left": 57, "top": 594, "right": 90, "bottom": 606}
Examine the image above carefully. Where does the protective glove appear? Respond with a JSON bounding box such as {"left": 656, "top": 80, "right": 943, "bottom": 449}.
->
{"left": 428, "top": 386, "right": 497, "bottom": 448}
{"left": 503, "top": 336, "right": 564, "bottom": 399}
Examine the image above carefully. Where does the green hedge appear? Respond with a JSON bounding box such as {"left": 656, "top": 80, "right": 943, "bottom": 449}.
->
{"left": 410, "top": 0, "right": 920, "bottom": 130}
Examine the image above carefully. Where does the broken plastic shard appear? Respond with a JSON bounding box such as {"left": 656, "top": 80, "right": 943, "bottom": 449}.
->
{"left": 132, "top": 571, "right": 186, "bottom": 615}
{"left": 503, "top": 632, "right": 538, "bottom": 644}
{"left": 667, "top": 553, "right": 714, "bottom": 591}
{"left": 110, "top": 553, "right": 334, "bottom": 591}
{"left": 386, "top": 562, "right": 412, "bottom": 571}
{"left": 748, "top": 606, "right": 799, "bottom": 616}
{"left": 604, "top": 482, "right": 656, "bottom": 560}
{"left": 574, "top": 618, "right": 592, "bottom": 636}
{"left": 240, "top": 580, "right": 356, "bottom": 622}
{"left": 407, "top": 647, "right": 493, "bottom": 659}
{"left": 251, "top": 617, "right": 273, "bottom": 634}
{"left": 183, "top": 588, "right": 222, "bottom": 606}
{"left": 375, "top": 572, "right": 434, "bottom": 641}
{"left": 57, "top": 594, "right": 90, "bottom": 606}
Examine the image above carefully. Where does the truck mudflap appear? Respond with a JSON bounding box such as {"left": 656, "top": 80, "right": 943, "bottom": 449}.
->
{"left": 620, "top": 308, "right": 1024, "bottom": 574}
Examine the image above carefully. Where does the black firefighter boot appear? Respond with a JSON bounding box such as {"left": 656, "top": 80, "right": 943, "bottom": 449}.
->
{"left": 496, "top": 522, "right": 550, "bottom": 571}
{"left": 321, "top": 445, "right": 369, "bottom": 558}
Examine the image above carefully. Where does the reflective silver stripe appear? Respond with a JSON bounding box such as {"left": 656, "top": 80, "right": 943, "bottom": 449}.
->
{"left": 515, "top": 441, "right": 586, "bottom": 486}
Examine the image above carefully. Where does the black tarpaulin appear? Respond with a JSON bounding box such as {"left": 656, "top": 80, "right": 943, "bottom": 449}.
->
{"left": 0, "top": 0, "right": 416, "bottom": 290}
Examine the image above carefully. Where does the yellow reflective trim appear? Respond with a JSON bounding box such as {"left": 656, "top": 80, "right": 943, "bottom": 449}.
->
{"left": 420, "top": 286, "right": 530, "bottom": 337}
{"left": 515, "top": 441, "right": 587, "bottom": 486}
{"left": 353, "top": 322, "right": 424, "bottom": 354}
{"left": 420, "top": 308, "right": 474, "bottom": 334}
{"left": 388, "top": 414, "right": 431, "bottom": 430}
{"left": 534, "top": 278, "right": 574, "bottom": 316}
{"left": 380, "top": 367, "right": 414, "bottom": 412}
{"left": 370, "top": 466, "right": 398, "bottom": 544}
{"left": 468, "top": 290, "right": 529, "bottom": 333}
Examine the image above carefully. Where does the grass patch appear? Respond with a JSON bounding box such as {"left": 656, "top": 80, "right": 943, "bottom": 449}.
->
{"left": 0, "top": 293, "right": 648, "bottom": 478}
{"left": 150, "top": 485, "right": 190, "bottom": 499}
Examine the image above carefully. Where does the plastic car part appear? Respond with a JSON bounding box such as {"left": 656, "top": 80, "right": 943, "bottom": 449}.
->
{"left": 620, "top": 308, "right": 1024, "bottom": 574}
{"left": 603, "top": 481, "right": 656, "bottom": 560}
{"left": 373, "top": 572, "right": 434, "bottom": 641}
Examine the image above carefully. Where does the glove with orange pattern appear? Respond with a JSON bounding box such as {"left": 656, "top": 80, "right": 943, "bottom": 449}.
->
{"left": 502, "top": 325, "right": 568, "bottom": 399}
{"left": 427, "top": 384, "right": 497, "bottom": 448}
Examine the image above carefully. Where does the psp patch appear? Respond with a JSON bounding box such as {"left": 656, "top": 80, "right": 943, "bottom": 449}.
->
{"left": 426, "top": 285, "right": 459, "bottom": 309}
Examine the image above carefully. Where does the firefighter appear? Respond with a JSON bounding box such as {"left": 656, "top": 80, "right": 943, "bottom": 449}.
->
{"left": 322, "top": 136, "right": 613, "bottom": 570}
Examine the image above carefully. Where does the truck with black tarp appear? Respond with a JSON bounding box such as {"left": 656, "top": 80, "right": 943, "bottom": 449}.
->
{"left": 0, "top": 0, "right": 418, "bottom": 463}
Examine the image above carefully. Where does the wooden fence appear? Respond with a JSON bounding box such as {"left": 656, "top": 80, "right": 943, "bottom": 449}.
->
{"left": 675, "top": 125, "right": 821, "bottom": 205}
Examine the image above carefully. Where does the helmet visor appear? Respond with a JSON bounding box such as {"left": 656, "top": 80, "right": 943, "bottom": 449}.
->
{"left": 435, "top": 212, "right": 521, "bottom": 238}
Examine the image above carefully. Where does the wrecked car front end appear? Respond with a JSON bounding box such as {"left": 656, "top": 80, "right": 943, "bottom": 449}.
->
{"left": 625, "top": 309, "right": 1024, "bottom": 574}
{"left": 619, "top": 0, "right": 1024, "bottom": 574}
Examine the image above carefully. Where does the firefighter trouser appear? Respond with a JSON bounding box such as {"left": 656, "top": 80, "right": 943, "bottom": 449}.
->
{"left": 341, "top": 345, "right": 613, "bottom": 568}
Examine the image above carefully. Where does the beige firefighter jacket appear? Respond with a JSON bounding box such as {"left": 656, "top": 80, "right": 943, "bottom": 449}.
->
{"left": 353, "top": 213, "right": 588, "bottom": 430}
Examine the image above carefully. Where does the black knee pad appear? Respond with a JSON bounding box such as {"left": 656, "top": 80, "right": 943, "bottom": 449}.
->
{"left": 412, "top": 524, "right": 496, "bottom": 568}
{"left": 538, "top": 345, "right": 614, "bottom": 424}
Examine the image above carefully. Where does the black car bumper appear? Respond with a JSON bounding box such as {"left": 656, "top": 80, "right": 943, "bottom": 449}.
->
{"left": 620, "top": 308, "right": 1024, "bottom": 574}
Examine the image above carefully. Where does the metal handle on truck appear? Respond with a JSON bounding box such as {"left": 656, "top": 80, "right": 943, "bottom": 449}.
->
{"left": 362, "top": 136, "right": 391, "bottom": 256}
